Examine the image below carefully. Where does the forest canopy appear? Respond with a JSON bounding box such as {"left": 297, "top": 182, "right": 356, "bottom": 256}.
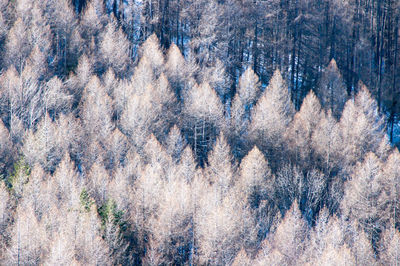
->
{"left": 0, "top": 0, "right": 399, "bottom": 265}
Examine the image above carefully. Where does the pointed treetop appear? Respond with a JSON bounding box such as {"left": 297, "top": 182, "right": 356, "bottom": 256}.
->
{"left": 238, "top": 145, "right": 272, "bottom": 194}
{"left": 165, "top": 43, "right": 185, "bottom": 75}
{"left": 185, "top": 82, "right": 224, "bottom": 122}
{"left": 328, "top": 58, "right": 338, "bottom": 70}
{"left": 140, "top": 33, "right": 164, "bottom": 70}
{"left": 237, "top": 67, "right": 260, "bottom": 104}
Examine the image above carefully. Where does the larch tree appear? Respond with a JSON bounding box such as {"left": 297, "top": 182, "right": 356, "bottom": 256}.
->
{"left": 285, "top": 90, "right": 323, "bottom": 167}
{"left": 102, "top": 68, "right": 118, "bottom": 97}
{"left": 99, "top": 19, "right": 130, "bottom": 77}
{"left": 338, "top": 85, "right": 386, "bottom": 173}
{"left": 18, "top": 164, "right": 50, "bottom": 221}
{"left": 130, "top": 162, "right": 165, "bottom": 259}
{"left": 147, "top": 168, "right": 192, "bottom": 264}
{"left": 200, "top": 59, "right": 230, "bottom": 102}
{"left": 311, "top": 110, "right": 340, "bottom": 174}
{"left": 86, "top": 161, "right": 110, "bottom": 206}
{"left": 379, "top": 227, "right": 400, "bottom": 265}
{"left": 71, "top": 202, "right": 111, "bottom": 265}
{"left": 66, "top": 53, "right": 93, "bottom": 105}
{"left": 44, "top": 0, "right": 79, "bottom": 74}
{"left": 5, "top": 18, "right": 30, "bottom": 71}
{"left": 183, "top": 82, "right": 224, "bottom": 163}
{"left": 350, "top": 227, "right": 376, "bottom": 265}
{"left": 50, "top": 152, "right": 81, "bottom": 208}
{"left": 165, "top": 43, "right": 189, "bottom": 99}
{"left": 235, "top": 145, "right": 275, "bottom": 243}
{"left": 44, "top": 230, "right": 76, "bottom": 265}
{"left": 165, "top": 124, "right": 186, "bottom": 162}
{"left": 6, "top": 203, "right": 49, "bottom": 265}
{"left": 249, "top": 69, "right": 294, "bottom": 165}
{"left": 138, "top": 33, "right": 164, "bottom": 75}
{"left": 103, "top": 128, "right": 129, "bottom": 172}
{"left": 0, "top": 181, "right": 10, "bottom": 244}
{"left": 176, "top": 145, "right": 197, "bottom": 183}
{"left": 275, "top": 164, "right": 304, "bottom": 212}
{"left": 236, "top": 146, "right": 274, "bottom": 209}
{"left": 270, "top": 201, "right": 308, "bottom": 265}
{"left": 313, "top": 244, "right": 355, "bottom": 266}
{"left": 23, "top": 113, "right": 63, "bottom": 172}
{"left": 316, "top": 59, "right": 348, "bottom": 119}
{"left": 196, "top": 187, "right": 249, "bottom": 265}
{"left": 80, "top": 0, "right": 106, "bottom": 41}
{"left": 0, "top": 119, "right": 14, "bottom": 175}
{"left": 43, "top": 76, "right": 72, "bottom": 117}
{"left": 205, "top": 134, "right": 235, "bottom": 198}
{"left": 79, "top": 75, "right": 113, "bottom": 171}
{"left": 382, "top": 148, "right": 400, "bottom": 228}
{"left": 341, "top": 152, "right": 391, "bottom": 245}
{"left": 231, "top": 67, "right": 260, "bottom": 139}
{"left": 303, "top": 209, "right": 346, "bottom": 263}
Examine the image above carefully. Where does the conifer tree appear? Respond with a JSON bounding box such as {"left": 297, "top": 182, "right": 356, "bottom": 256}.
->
{"left": 80, "top": 0, "right": 106, "bottom": 40}
{"left": 6, "top": 203, "right": 48, "bottom": 265}
{"left": 236, "top": 146, "right": 273, "bottom": 208}
{"left": 99, "top": 20, "right": 130, "bottom": 76}
{"left": 316, "top": 59, "right": 348, "bottom": 119}
{"left": 270, "top": 201, "right": 307, "bottom": 265}
{"left": 341, "top": 152, "right": 391, "bottom": 245}
{"left": 380, "top": 227, "right": 400, "bottom": 265}
{"left": 205, "top": 134, "right": 235, "bottom": 197}
{"left": 249, "top": 69, "right": 294, "bottom": 165}
{"left": 338, "top": 85, "right": 386, "bottom": 172}
{"left": 285, "top": 90, "right": 323, "bottom": 167}
{"left": 231, "top": 67, "right": 260, "bottom": 140}
{"left": 183, "top": 82, "right": 224, "bottom": 163}
{"left": 165, "top": 125, "right": 186, "bottom": 162}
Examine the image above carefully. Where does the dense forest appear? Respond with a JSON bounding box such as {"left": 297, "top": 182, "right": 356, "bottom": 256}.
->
{"left": 0, "top": 0, "right": 399, "bottom": 265}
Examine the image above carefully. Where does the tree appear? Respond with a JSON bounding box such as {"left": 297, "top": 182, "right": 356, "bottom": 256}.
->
{"left": 381, "top": 148, "right": 400, "bottom": 228}
{"left": 316, "top": 59, "right": 348, "bottom": 119}
{"left": 303, "top": 209, "right": 346, "bottom": 263}
{"left": 5, "top": 18, "right": 30, "bottom": 70}
{"left": 79, "top": 75, "right": 113, "bottom": 171}
{"left": 236, "top": 146, "right": 273, "bottom": 208}
{"left": 0, "top": 119, "right": 14, "bottom": 175}
{"left": 44, "top": 0, "right": 79, "bottom": 73}
{"left": 341, "top": 152, "right": 391, "bottom": 246}
{"left": 205, "top": 134, "right": 235, "bottom": 197}
{"left": 183, "top": 82, "right": 224, "bottom": 163}
{"left": 99, "top": 19, "right": 130, "bottom": 77}
{"left": 23, "top": 114, "right": 64, "bottom": 172}
{"left": 80, "top": 0, "right": 106, "bottom": 41}
{"left": 285, "top": 90, "right": 323, "bottom": 167}
{"left": 249, "top": 69, "right": 294, "bottom": 165}
{"left": 311, "top": 110, "right": 340, "bottom": 174}
{"left": 196, "top": 188, "right": 249, "bottom": 265}
{"left": 338, "top": 85, "right": 386, "bottom": 172}
{"left": 0, "top": 181, "right": 10, "bottom": 243}
{"left": 67, "top": 54, "right": 93, "bottom": 102}
{"left": 379, "top": 227, "right": 400, "bottom": 265}
{"left": 231, "top": 67, "right": 260, "bottom": 134}
{"left": 235, "top": 146, "right": 275, "bottom": 242}
{"left": 165, "top": 125, "right": 186, "bottom": 162}
{"left": 138, "top": 34, "right": 164, "bottom": 75}
{"left": 165, "top": 43, "right": 190, "bottom": 99}
{"left": 270, "top": 201, "right": 308, "bottom": 265}
{"left": 230, "top": 67, "right": 260, "bottom": 157}
{"left": 6, "top": 203, "right": 48, "bottom": 265}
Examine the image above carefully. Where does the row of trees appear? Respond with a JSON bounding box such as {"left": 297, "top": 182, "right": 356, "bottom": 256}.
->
{"left": 80, "top": 0, "right": 400, "bottom": 144}
{"left": 0, "top": 0, "right": 398, "bottom": 143}
{"left": 0, "top": 0, "right": 398, "bottom": 265}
